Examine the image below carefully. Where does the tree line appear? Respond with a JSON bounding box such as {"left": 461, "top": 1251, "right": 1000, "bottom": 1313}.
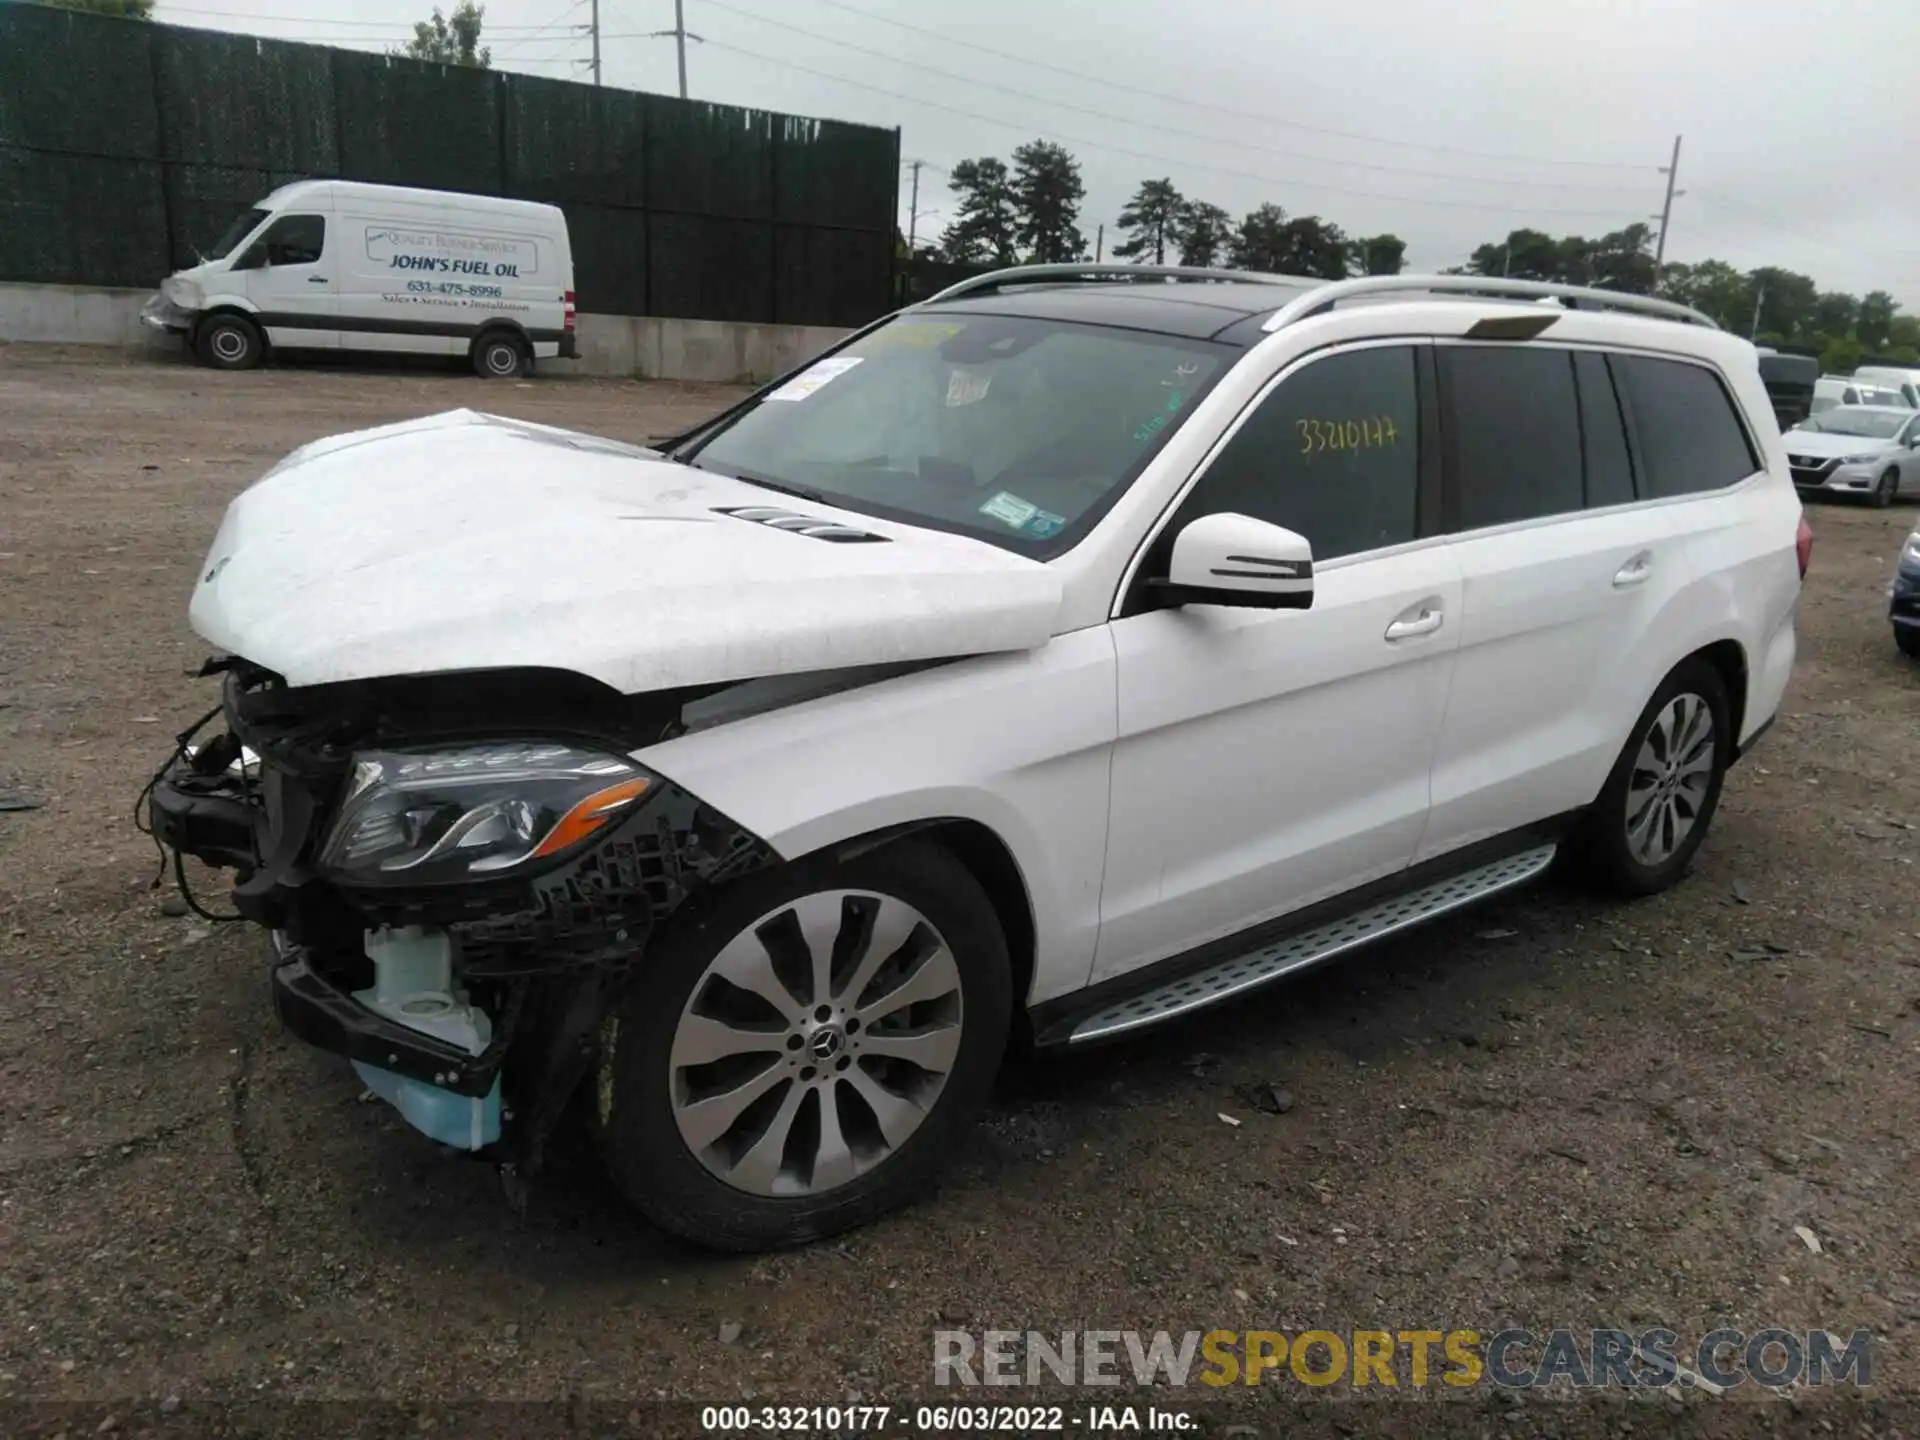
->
{"left": 930, "top": 140, "right": 1914, "bottom": 371}
{"left": 933, "top": 141, "right": 1407, "bottom": 281}
{"left": 1454, "top": 226, "right": 1916, "bottom": 370}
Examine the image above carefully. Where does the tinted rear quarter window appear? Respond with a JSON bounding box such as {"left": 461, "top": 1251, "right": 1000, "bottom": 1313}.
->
{"left": 1443, "top": 346, "right": 1582, "bottom": 529}
{"left": 1614, "top": 355, "right": 1758, "bottom": 498}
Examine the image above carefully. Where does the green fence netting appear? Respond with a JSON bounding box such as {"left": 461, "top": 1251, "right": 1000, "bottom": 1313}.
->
{"left": 0, "top": 7, "right": 896, "bottom": 323}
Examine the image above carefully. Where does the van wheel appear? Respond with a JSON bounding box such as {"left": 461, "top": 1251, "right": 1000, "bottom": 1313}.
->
{"left": 472, "top": 332, "right": 528, "bottom": 379}
{"left": 1567, "top": 657, "right": 1731, "bottom": 897}
{"left": 592, "top": 839, "right": 1011, "bottom": 1252}
{"left": 195, "top": 314, "right": 263, "bottom": 371}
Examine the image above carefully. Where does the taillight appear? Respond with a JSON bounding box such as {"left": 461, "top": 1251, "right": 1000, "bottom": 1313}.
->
{"left": 1795, "top": 514, "right": 1812, "bottom": 579}
{"left": 563, "top": 290, "right": 576, "bottom": 331}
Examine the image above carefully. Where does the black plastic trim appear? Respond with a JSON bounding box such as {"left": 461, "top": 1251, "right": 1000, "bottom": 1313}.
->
{"left": 272, "top": 946, "right": 503, "bottom": 1097}
{"left": 1028, "top": 814, "right": 1580, "bottom": 1047}
{"left": 1732, "top": 713, "right": 1776, "bottom": 763}
{"left": 148, "top": 766, "right": 255, "bottom": 872}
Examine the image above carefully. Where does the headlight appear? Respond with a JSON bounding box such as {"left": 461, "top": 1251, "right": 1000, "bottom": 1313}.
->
{"left": 1840, "top": 452, "right": 1883, "bottom": 466}
{"left": 319, "top": 743, "right": 651, "bottom": 884}
{"left": 1904, "top": 531, "right": 1920, "bottom": 563}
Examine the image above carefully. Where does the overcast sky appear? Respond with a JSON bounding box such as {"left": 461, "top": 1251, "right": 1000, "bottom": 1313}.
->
{"left": 153, "top": 0, "right": 1920, "bottom": 310}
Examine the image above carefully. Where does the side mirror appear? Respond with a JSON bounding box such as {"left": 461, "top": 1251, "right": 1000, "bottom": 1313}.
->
{"left": 1151, "top": 512, "right": 1313, "bottom": 610}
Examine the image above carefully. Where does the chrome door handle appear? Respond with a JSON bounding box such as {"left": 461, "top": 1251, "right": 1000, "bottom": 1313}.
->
{"left": 1385, "top": 606, "right": 1443, "bottom": 641}
{"left": 1613, "top": 551, "right": 1654, "bottom": 588}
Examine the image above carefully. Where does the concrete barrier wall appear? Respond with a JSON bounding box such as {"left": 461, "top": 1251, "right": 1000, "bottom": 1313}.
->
{"left": 0, "top": 283, "right": 852, "bottom": 383}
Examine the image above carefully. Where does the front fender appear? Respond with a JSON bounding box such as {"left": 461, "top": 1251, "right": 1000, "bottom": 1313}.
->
{"left": 632, "top": 629, "right": 1118, "bottom": 1005}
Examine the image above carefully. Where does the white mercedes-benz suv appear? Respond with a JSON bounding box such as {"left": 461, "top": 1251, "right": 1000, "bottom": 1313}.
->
{"left": 146, "top": 268, "right": 1808, "bottom": 1251}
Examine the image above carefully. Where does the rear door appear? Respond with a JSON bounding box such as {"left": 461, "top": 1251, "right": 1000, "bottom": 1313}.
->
{"left": 235, "top": 210, "right": 337, "bottom": 349}
{"left": 1417, "top": 343, "right": 1683, "bottom": 863}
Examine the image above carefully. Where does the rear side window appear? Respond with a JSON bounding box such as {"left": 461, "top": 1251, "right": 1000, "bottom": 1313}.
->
{"left": 1613, "top": 355, "right": 1758, "bottom": 497}
{"left": 1442, "top": 346, "right": 1582, "bottom": 529}
{"left": 1574, "top": 351, "right": 1636, "bottom": 508}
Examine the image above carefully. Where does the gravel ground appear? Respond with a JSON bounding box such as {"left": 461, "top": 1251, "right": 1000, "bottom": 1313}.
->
{"left": 2, "top": 345, "right": 1917, "bottom": 1430}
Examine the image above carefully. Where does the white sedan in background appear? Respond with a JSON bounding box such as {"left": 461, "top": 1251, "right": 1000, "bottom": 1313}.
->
{"left": 1785, "top": 405, "right": 1920, "bottom": 507}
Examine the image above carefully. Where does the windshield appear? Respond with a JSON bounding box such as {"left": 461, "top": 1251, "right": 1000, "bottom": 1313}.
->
{"left": 209, "top": 207, "right": 270, "bottom": 261}
{"left": 1853, "top": 368, "right": 1915, "bottom": 388}
{"left": 1799, "top": 407, "right": 1907, "bottom": 439}
{"left": 679, "top": 313, "right": 1229, "bottom": 555}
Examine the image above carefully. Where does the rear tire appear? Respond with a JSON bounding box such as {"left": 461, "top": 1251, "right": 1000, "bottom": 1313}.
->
{"left": 194, "top": 314, "right": 263, "bottom": 371}
{"left": 1567, "top": 657, "right": 1732, "bottom": 897}
{"left": 472, "top": 331, "right": 529, "bottom": 379}
{"left": 1897, "top": 625, "right": 1920, "bottom": 659}
{"left": 592, "top": 839, "right": 1011, "bottom": 1252}
{"left": 1872, "top": 469, "right": 1898, "bottom": 508}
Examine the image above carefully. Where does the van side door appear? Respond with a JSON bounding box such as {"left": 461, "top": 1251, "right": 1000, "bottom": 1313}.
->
{"left": 234, "top": 211, "right": 337, "bottom": 349}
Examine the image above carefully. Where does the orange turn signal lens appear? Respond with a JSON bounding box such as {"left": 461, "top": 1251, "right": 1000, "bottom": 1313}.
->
{"left": 530, "top": 776, "right": 652, "bottom": 859}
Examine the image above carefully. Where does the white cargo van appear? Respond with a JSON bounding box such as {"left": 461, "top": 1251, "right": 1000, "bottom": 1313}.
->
{"left": 141, "top": 180, "right": 577, "bottom": 377}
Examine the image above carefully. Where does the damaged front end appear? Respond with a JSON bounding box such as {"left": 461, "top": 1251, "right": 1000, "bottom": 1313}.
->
{"left": 144, "top": 657, "right": 777, "bottom": 1193}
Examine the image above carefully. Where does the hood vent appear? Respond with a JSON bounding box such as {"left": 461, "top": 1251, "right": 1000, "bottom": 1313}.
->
{"left": 713, "top": 505, "right": 889, "bottom": 544}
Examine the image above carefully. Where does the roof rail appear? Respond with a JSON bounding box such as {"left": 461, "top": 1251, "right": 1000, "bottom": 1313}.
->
{"left": 1259, "top": 274, "right": 1720, "bottom": 333}
{"left": 921, "top": 263, "right": 1317, "bottom": 306}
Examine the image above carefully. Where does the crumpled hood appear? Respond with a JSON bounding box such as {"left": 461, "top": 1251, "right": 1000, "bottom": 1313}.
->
{"left": 1783, "top": 429, "right": 1898, "bottom": 460}
{"left": 190, "top": 410, "right": 1064, "bottom": 692}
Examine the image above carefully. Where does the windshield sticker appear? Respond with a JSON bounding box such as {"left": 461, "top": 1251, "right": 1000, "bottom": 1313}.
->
{"left": 1021, "top": 507, "right": 1067, "bottom": 540}
{"left": 1132, "top": 390, "right": 1186, "bottom": 444}
{"left": 979, "top": 490, "right": 1039, "bottom": 529}
{"left": 946, "top": 367, "right": 993, "bottom": 408}
{"left": 1295, "top": 416, "right": 1400, "bottom": 458}
{"left": 765, "top": 356, "right": 864, "bottom": 402}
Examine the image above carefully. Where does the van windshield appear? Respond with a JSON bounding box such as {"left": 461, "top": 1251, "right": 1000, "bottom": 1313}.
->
{"left": 209, "top": 207, "right": 270, "bottom": 261}
{"left": 677, "top": 313, "right": 1228, "bottom": 557}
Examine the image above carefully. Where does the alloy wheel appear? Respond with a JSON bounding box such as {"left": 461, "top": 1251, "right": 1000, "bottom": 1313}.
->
{"left": 668, "top": 890, "right": 964, "bottom": 1197}
{"left": 1624, "top": 691, "right": 1716, "bottom": 866}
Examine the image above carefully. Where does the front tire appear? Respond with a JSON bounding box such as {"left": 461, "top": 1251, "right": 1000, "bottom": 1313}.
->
{"left": 1897, "top": 625, "right": 1920, "bottom": 659}
{"left": 593, "top": 839, "right": 1011, "bottom": 1252}
{"left": 194, "top": 314, "right": 263, "bottom": 370}
{"left": 1872, "top": 469, "right": 1898, "bottom": 508}
{"left": 1568, "top": 657, "right": 1732, "bottom": 897}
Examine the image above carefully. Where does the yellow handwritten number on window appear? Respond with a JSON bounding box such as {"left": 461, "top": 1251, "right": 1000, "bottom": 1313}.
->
{"left": 1296, "top": 416, "right": 1399, "bottom": 460}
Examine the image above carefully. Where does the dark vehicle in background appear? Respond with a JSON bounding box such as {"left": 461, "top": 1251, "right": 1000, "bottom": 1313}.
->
{"left": 1756, "top": 349, "right": 1819, "bottom": 430}
{"left": 1893, "top": 526, "right": 1920, "bottom": 659}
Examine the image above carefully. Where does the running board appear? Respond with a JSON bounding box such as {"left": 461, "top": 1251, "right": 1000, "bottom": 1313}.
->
{"left": 1065, "top": 843, "right": 1558, "bottom": 1045}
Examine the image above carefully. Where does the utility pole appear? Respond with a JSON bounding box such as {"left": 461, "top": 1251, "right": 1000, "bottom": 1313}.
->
{"left": 1652, "top": 134, "right": 1683, "bottom": 285}
{"left": 905, "top": 160, "right": 922, "bottom": 254}
{"left": 590, "top": 0, "right": 600, "bottom": 85}
{"left": 1095, "top": 223, "right": 1103, "bottom": 262}
{"left": 1749, "top": 280, "right": 1766, "bottom": 341}
{"left": 673, "top": 0, "right": 688, "bottom": 99}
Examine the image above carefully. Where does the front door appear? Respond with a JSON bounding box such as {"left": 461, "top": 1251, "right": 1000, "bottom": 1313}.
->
{"left": 236, "top": 211, "right": 336, "bottom": 349}
{"left": 1094, "top": 341, "right": 1462, "bottom": 984}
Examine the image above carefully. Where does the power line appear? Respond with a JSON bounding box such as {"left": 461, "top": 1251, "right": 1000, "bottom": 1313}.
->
{"left": 793, "top": 0, "right": 1654, "bottom": 174}
{"left": 688, "top": 0, "right": 1650, "bottom": 196}
{"left": 1692, "top": 186, "right": 1920, "bottom": 263}
{"left": 640, "top": 34, "right": 1640, "bottom": 221}
{"left": 157, "top": 4, "right": 574, "bottom": 31}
